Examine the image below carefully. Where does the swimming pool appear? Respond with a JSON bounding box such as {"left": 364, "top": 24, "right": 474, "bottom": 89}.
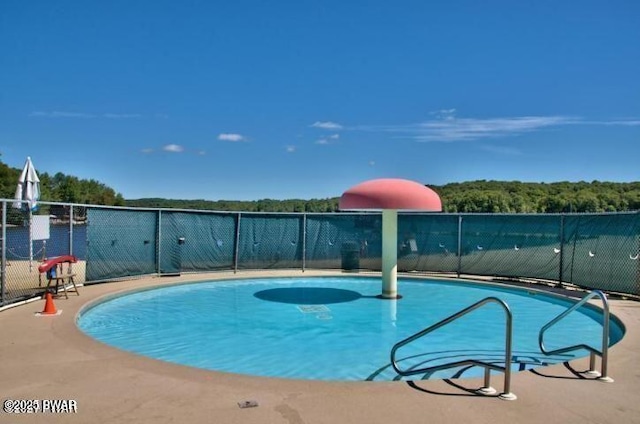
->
{"left": 77, "top": 276, "right": 624, "bottom": 381}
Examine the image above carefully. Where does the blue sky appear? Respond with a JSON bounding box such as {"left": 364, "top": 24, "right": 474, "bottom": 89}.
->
{"left": 1, "top": 1, "right": 639, "bottom": 201}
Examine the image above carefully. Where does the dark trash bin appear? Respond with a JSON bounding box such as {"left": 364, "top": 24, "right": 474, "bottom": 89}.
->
{"left": 341, "top": 241, "right": 360, "bottom": 271}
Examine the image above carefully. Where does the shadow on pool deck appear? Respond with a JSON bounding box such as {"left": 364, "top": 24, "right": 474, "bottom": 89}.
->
{"left": 1, "top": 269, "right": 640, "bottom": 424}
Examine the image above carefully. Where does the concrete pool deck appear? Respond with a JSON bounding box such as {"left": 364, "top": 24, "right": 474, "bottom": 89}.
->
{"left": 1, "top": 270, "right": 639, "bottom": 424}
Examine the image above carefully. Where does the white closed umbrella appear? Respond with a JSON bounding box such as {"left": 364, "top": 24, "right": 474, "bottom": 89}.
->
{"left": 13, "top": 156, "right": 41, "bottom": 271}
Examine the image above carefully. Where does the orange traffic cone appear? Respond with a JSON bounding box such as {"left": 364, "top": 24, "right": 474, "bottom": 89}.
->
{"left": 41, "top": 292, "right": 58, "bottom": 315}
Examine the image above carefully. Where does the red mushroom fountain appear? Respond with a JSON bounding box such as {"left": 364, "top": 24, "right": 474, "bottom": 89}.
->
{"left": 339, "top": 178, "right": 442, "bottom": 299}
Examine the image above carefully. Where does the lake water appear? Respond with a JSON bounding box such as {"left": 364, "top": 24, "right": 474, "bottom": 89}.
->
{"left": 4, "top": 224, "right": 87, "bottom": 260}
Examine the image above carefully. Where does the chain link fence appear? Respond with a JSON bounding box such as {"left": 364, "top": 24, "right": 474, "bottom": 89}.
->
{"left": 2, "top": 200, "right": 638, "bottom": 307}
{"left": 1, "top": 201, "right": 87, "bottom": 304}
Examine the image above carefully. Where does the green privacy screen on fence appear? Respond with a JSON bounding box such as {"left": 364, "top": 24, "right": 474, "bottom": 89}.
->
{"left": 305, "top": 214, "right": 382, "bottom": 271}
{"left": 236, "top": 214, "right": 304, "bottom": 270}
{"left": 397, "top": 214, "right": 460, "bottom": 273}
{"left": 458, "top": 214, "right": 563, "bottom": 281}
{"left": 86, "top": 208, "right": 158, "bottom": 281}
{"left": 159, "top": 211, "right": 237, "bottom": 274}
{"left": 563, "top": 213, "right": 640, "bottom": 293}
{"left": 83, "top": 208, "right": 639, "bottom": 296}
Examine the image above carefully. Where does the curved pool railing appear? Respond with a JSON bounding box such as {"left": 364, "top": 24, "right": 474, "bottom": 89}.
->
{"left": 390, "top": 296, "right": 517, "bottom": 401}
{"left": 538, "top": 290, "right": 614, "bottom": 382}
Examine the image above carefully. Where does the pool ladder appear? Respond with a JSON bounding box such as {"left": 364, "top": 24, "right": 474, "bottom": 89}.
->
{"left": 538, "top": 289, "right": 613, "bottom": 383}
{"left": 390, "top": 296, "right": 517, "bottom": 400}
{"left": 390, "top": 290, "right": 614, "bottom": 401}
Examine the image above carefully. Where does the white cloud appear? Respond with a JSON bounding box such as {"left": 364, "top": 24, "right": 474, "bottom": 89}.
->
{"left": 413, "top": 116, "right": 576, "bottom": 142}
{"left": 311, "top": 121, "right": 343, "bottom": 130}
{"left": 368, "top": 160, "right": 375, "bottom": 166}
{"left": 286, "top": 145, "right": 296, "bottom": 153}
{"left": 141, "top": 148, "right": 154, "bottom": 154}
{"left": 218, "top": 133, "right": 246, "bottom": 142}
{"left": 163, "top": 144, "right": 184, "bottom": 153}
{"left": 354, "top": 113, "right": 640, "bottom": 143}
{"left": 355, "top": 115, "right": 580, "bottom": 142}
{"left": 197, "top": 150, "right": 206, "bottom": 156}
{"left": 315, "top": 133, "right": 340, "bottom": 145}
{"left": 429, "top": 108, "right": 457, "bottom": 121}
{"left": 588, "top": 119, "right": 640, "bottom": 126}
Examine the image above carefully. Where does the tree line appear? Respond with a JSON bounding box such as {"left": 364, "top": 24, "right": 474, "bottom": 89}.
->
{"left": 124, "top": 197, "right": 339, "bottom": 213}
{"left": 126, "top": 180, "right": 640, "bottom": 214}
{"left": 2, "top": 155, "right": 638, "bottom": 213}
{"left": 436, "top": 180, "right": 640, "bottom": 213}
{"left": 0, "top": 156, "right": 125, "bottom": 207}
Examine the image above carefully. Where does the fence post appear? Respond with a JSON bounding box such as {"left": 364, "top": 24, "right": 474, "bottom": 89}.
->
{"left": 156, "top": 210, "right": 162, "bottom": 275}
{"left": 234, "top": 213, "right": 241, "bottom": 273}
{"left": 1, "top": 201, "right": 6, "bottom": 305}
{"left": 457, "top": 215, "right": 463, "bottom": 277}
{"left": 558, "top": 214, "right": 565, "bottom": 287}
{"left": 69, "top": 205, "right": 74, "bottom": 256}
{"left": 302, "top": 213, "right": 307, "bottom": 272}
{"left": 636, "top": 211, "right": 640, "bottom": 296}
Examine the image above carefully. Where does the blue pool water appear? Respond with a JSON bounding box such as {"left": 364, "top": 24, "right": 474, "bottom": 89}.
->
{"left": 77, "top": 277, "right": 624, "bottom": 381}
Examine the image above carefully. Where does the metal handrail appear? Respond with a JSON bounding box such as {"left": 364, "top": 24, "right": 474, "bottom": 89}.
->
{"left": 390, "top": 296, "right": 516, "bottom": 400}
{"left": 538, "top": 290, "right": 613, "bottom": 382}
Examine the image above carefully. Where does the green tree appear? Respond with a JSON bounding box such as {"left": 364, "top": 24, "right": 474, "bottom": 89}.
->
{"left": 0, "top": 155, "right": 125, "bottom": 206}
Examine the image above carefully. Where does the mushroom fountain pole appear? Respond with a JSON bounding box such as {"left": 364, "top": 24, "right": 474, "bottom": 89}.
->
{"left": 381, "top": 209, "right": 399, "bottom": 298}
{"left": 339, "top": 178, "right": 442, "bottom": 299}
